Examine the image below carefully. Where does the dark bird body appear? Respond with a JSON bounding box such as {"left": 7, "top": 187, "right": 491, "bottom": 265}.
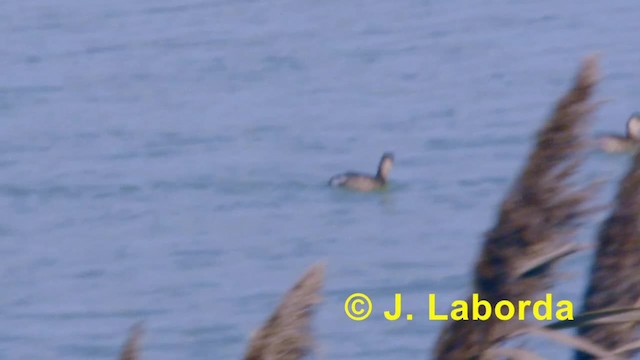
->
{"left": 328, "top": 152, "right": 394, "bottom": 192}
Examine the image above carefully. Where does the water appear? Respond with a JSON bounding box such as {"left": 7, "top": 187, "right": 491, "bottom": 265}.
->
{"left": 1, "top": 0, "right": 639, "bottom": 359}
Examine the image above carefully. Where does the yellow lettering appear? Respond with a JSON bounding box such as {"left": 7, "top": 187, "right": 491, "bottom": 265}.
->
{"left": 556, "top": 300, "right": 574, "bottom": 321}
{"left": 429, "top": 294, "right": 449, "bottom": 320}
{"left": 384, "top": 293, "right": 402, "bottom": 320}
{"left": 518, "top": 300, "right": 531, "bottom": 320}
{"left": 451, "top": 300, "right": 469, "bottom": 320}
{"left": 533, "top": 294, "right": 553, "bottom": 320}
{"left": 473, "top": 294, "right": 492, "bottom": 320}
{"left": 495, "top": 300, "right": 515, "bottom": 320}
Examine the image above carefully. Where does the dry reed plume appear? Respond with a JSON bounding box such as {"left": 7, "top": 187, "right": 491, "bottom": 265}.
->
{"left": 118, "top": 322, "right": 143, "bottom": 360}
{"left": 110, "top": 264, "right": 323, "bottom": 360}
{"left": 575, "top": 151, "right": 640, "bottom": 360}
{"left": 243, "top": 262, "right": 325, "bottom": 360}
{"left": 434, "top": 55, "right": 600, "bottom": 359}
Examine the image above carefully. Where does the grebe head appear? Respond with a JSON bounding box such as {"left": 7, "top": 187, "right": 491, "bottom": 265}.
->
{"left": 627, "top": 113, "right": 640, "bottom": 139}
{"left": 376, "top": 152, "right": 394, "bottom": 181}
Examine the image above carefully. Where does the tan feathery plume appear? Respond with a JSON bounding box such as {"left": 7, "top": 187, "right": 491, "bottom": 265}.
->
{"left": 434, "top": 55, "right": 600, "bottom": 359}
{"left": 244, "top": 263, "right": 325, "bottom": 360}
{"left": 575, "top": 151, "right": 640, "bottom": 360}
{"left": 119, "top": 322, "right": 143, "bottom": 360}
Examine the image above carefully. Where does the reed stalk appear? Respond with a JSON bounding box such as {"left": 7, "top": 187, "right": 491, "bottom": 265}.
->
{"left": 575, "top": 151, "right": 640, "bottom": 360}
{"left": 118, "top": 323, "right": 143, "bottom": 360}
{"left": 244, "top": 263, "right": 324, "bottom": 360}
{"left": 434, "top": 55, "right": 600, "bottom": 359}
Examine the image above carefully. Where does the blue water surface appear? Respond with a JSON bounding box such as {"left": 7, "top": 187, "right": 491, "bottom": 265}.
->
{"left": 1, "top": 0, "right": 639, "bottom": 359}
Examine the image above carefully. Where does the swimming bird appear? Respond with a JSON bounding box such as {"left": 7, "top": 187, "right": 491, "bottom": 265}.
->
{"left": 328, "top": 152, "right": 394, "bottom": 192}
{"left": 597, "top": 113, "right": 640, "bottom": 153}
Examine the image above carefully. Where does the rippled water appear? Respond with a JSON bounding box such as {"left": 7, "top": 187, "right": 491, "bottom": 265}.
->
{"left": 1, "top": 0, "right": 640, "bottom": 359}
